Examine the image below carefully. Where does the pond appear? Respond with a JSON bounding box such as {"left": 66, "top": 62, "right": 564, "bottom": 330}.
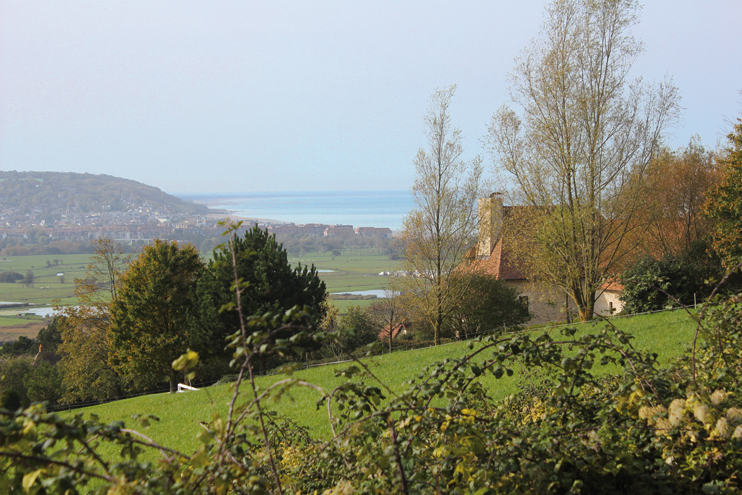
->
{"left": 330, "top": 289, "right": 388, "bottom": 298}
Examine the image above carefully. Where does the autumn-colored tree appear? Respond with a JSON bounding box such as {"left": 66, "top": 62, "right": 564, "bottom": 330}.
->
{"left": 57, "top": 238, "right": 131, "bottom": 403}
{"left": 704, "top": 119, "right": 742, "bottom": 263}
{"left": 109, "top": 240, "right": 204, "bottom": 392}
{"left": 638, "top": 138, "right": 719, "bottom": 259}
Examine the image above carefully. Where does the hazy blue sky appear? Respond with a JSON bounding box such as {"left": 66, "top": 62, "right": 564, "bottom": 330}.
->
{"left": 1, "top": 1, "right": 740, "bottom": 194}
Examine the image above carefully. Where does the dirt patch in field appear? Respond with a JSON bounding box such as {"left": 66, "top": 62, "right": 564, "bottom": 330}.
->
{"left": 0, "top": 322, "right": 46, "bottom": 342}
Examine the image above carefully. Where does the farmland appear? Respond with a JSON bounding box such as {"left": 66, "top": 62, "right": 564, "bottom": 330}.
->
{"left": 0, "top": 248, "right": 398, "bottom": 340}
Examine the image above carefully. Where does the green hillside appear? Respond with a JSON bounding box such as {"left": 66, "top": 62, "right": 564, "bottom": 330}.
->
{"left": 62, "top": 308, "right": 697, "bottom": 458}
{"left": 0, "top": 171, "right": 209, "bottom": 215}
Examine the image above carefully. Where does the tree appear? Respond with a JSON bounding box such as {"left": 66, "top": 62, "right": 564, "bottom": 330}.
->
{"left": 486, "top": 0, "right": 680, "bottom": 320}
{"left": 704, "top": 119, "right": 742, "bottom": 263}
{"left": 188, "top": 225, "right": 326, "bottom": 373}
{"left": 636, "top": 138, "right": 719, "bottom": 259}
{"left": 22, "top": 270, "right": 34, "bottom": 287}
{"left": 340, "top": 304, "right": 378, "bottom": 352}
{"left": 109, "top": 240, "right": 204, "bottom": 393}
{"left": 0, "top": 271, "right": 24, "bottom": 283}
{"left": 0, "top": 356, "right": 33, "bottom": 408}
{"left": 36, "top": 317, "right": 63, "bottom": 353}
{"left": 398, "top": 85, "right": 483, "bottom": 344}
{"left": 446, "top": 274, "right": 532, "bottom": 339}
{"left": 0, "top": 336, "right": 37, "bottom": 357}
{"left": 321, "top": 302, "right": 379, "bottom": 359}
{"left": 23, "top": 361, "right": 63, "bottom": 404}
{"left": 619, "top": 242, "right": 727, "bottom": 314}
{"left": 368, "top": 285, "right": 407, "bottom": 353}
{"left": 57, "top": 239, "right": 130, "bottom": 403}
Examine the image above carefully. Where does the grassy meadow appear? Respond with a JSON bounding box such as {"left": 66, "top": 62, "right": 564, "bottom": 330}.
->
{"left": 290, "top": 251, "right": 399, "bottom": 292}
{"left": 0, "top": 254, "right": 91, "bottom": 340}
{"left": 60, "top": 308, "right": 698, "bottom": 463}
{"left": 0, "top": 253, "right": 89, "bottom": 306}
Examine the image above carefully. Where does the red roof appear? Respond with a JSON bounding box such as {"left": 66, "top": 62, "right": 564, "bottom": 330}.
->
{"left": 378, "top": 322, "right": 409, "bottom": 341}
{"left": 467, "top": 238, "right": 527, "bottom": 281}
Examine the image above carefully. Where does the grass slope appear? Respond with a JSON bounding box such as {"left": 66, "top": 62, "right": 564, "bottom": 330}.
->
{"left": 62, "top": 308, "right": 697, "bottom": 461}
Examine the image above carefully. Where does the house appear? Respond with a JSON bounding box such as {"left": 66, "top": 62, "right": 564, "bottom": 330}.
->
{"left": 467, "top": 195, "right": 624, "bottom": 324}
{"left": 323, "top": 225, "right": 355, "bottom": 237}
{"left": 378, "top": 321, "right": 411, "bottom": 341}
{"left": 355, "top": 227, "right": 393, "bottom": 238}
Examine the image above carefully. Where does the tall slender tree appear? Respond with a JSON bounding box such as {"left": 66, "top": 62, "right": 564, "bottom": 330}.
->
{"left": 57, "top": 238, "right": 131, "bottom": 403}
{"left": 398, "top": 85, "right": 483, "bottom": 345}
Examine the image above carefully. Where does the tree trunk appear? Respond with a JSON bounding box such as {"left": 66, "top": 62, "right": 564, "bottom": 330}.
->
{"left": 388, "top": 310, "right": 394, "bottom": 354}
{"left": 169, "top": 371, "right": 177, "bottom": 393}
{"left": 578, "top": 294, "right": 596, "bottom": 322}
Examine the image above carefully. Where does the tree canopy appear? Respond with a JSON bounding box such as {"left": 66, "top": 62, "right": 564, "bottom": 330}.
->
{"left": 109, "top": 240, "right": 204, "bottom": 392}
{"left": 188, "top": 225, "right": 326, "bottom": 370}
{"left": 704, "top": 119, "right": 742, "bottom": 264}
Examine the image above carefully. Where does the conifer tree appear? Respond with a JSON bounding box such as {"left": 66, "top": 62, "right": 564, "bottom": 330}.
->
{"left": 188, "top": 225, "right": 326, "bottom": 371}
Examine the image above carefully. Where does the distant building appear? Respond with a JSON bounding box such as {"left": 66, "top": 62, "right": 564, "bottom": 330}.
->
{"left": 268, "top": 223, "right": 331, "bottom": 236}
{"left": 323, "top": 225, "right": 354, "bottom": 237}
{"left": 355, "top": 227, "right": 393, "bottom": 238}
{"left": 96, "top": 226, "right": 133, "bottom": 241}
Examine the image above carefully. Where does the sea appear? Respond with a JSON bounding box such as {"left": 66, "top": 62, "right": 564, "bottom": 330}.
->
{"left": 182, "top": 191, "right": 415, "bottom": 231}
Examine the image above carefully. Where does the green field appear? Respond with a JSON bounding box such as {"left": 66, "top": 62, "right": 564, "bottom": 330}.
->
{"left": 0, "top": 249, "right": 394, "bottom": 335}
{"left": 0, "top": 254, "right": 90, "bottom": 308}
{"left": 290, "top": 251, "right": 400, "bottom": 293}
{"left": 60, "top": 308, "right": 698, "bottom": 461}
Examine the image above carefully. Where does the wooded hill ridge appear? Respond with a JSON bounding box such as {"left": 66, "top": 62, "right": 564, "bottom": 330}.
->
{"left": 0, "top": 171, "right": 210, "bottom": 216}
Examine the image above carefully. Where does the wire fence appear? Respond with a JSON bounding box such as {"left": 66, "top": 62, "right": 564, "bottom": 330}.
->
{"left": 44, "top": 302, "right": 701, "bottom": 413}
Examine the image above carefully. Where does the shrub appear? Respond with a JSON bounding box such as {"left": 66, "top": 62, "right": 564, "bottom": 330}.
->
{"left": 0, "top": 271, "right": 23, "bottom": 283}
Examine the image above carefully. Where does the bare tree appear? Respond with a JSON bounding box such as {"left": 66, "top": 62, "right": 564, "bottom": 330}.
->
{"left": 368, "top": 283, "right": 406, "bottom": 353}
{"left": 485, "top": 0, "right": 680, "bottom": 321}
{"left": 398, "top": 85, "right": 484, "bottom": 344}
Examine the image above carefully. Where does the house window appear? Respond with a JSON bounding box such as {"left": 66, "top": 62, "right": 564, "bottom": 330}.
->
{"left": 519, "top": 295, "right": 529, "bottom": 314}
{"left": 609, "top": 301, "right": 615, "bottom": 313}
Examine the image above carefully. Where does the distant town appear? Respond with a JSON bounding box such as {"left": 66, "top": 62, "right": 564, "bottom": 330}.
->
{"left": 0, "top": 202, "right": 393, "bottom": 244}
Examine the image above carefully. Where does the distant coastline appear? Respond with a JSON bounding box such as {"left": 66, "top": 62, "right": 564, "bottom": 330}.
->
{"left": 181, "top": 191, "right": 413, "bottom": 231}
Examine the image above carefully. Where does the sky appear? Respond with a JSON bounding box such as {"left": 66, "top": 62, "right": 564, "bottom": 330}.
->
{"left": 1, "top": 0, "right": 740, "bottom": 195}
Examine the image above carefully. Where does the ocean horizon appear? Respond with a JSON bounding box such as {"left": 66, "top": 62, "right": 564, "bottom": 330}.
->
{"left": 181, "top": 191, "right": 415, "bottom": 231}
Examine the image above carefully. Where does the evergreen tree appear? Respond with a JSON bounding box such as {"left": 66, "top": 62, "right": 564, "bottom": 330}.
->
{"left": 188, "top": 225, "right": 326, "bottom": 371}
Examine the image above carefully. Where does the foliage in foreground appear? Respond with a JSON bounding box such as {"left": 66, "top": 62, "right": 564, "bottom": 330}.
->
{"left": 4, "top": 276, "right": 742, "bottom": 493}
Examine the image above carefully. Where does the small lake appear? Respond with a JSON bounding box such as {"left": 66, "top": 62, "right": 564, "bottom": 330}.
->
{"left": 317, "top": 269, "right": 336, "bottom": 273}
{"left": 331, "top": 289, "right": 388, "bottom": 298}
{"left": 0, "top": 304, "right": 77, "bottom": 318}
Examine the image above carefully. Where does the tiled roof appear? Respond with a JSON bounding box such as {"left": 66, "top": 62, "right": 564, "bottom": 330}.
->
{"left": 467, "top": 238, "right": 527, "bottom": 281}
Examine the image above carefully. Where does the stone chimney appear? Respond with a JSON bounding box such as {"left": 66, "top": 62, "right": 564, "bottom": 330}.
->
{"left": 477, "top": 193, "right": 503, "bottom": 258}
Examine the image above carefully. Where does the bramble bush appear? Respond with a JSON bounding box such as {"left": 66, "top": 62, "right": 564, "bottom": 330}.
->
{"left": 4, "top": 224, "right": 742, "bottom": 493}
